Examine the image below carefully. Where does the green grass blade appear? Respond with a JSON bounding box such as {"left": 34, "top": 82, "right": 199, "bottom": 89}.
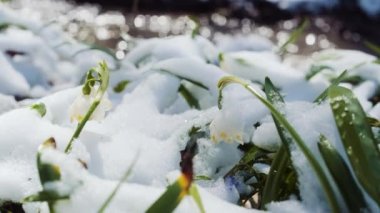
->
{"left": 0, "top": 23, "right": 27, "bottom": 32}
{"left": 314, "top": 70, "right": 347, "bottom": 104}
{"left": 23, "top": 191, "right": 69, "bottom": 202}
{"left": 261, "top": 146, "right": 294, "bottom": 208}
{"left": 261, "top": 77, "right": 298, "bottom": 208}
{"left": 224, "top": 144, "right": 268, "bottom": 178}
{"left": 113, "top": 80, "right": 130, "bottom": 93}
{"left": 146, "top": 176, "right": 187, "bottom": 213}
{"left": 264, "top": 77, "right": 285, "bottom": 103}
{"left": 178, "top": 84, "right": 200, "bottom": 109}
{"left": 328, "top": 86, "right": 380, "bottom": 205}
{"left": 189, "top": 16, "right": 200, "bottom": 38}
{"left": 158, "top": 69, "right": 209, "bottom": 90}
{"left": 25, "top": 138, "right": 61, "bottom": 213}
{"left": 364, "top": 40, "right": 380, "bottom": 57}
{"left": 189, "top": 185, "right": 205, "bottom": 213}
{"left": 278, "top": 19, "right": 308, "bottom": 55}
{"left": 305, "top": 65, "right": 332, "bottom": 80}
{"left": 194, "top": 175, "right": 211, "bottom": 181}
{"left": 367, "top": 117, "right": 380, "bottom": 128}
{"left": 318, "top": 135, "right": 368, "bottom": 212}
{"left": 218, "top": 76, "right": 341, "bottom": 213}
{"left": 30, "top": 103, "right": 47, "bottom": 117}
{"left": 37, "top": 138, "right": 60, "bottom": 184}
{"left": 98, "top": 154, "right": 139, "bottom": 213}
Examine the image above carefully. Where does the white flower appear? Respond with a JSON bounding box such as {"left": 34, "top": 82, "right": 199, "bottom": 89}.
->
{"left": 210, "top": 107, "right": 246, "bottom": 144}
{"left": 69, "top": 86, "right": 112, "bottom": 122}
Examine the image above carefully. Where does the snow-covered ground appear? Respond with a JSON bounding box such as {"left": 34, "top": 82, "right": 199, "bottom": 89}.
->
{"left": 0, "top": 2, "right": 380, "bottom": 213}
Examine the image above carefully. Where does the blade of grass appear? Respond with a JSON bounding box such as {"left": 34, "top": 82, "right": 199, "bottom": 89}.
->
{"left": 30, "top": 103, "right": 47, "bottom": 117}
{"left": 261, "top": 77, "right": 298, "bottom": 208}
{"left": 305, "top": 65, "right": 332, "bottom": 80}
{"left": 113, "top": 80, "right": 130, "bottom": 93}
{"left": 314, "top": 70, "right": 347, "bottom": 104}
{"left": 328, "top": 86, "right": 380, "bottom": 205}
{"left": 278, "top": 19, "right": 309, "bottom": 55}
{"left": 189, "top": 185, "right": 205, "bottom": 213}
{"left": 158, "top": 69, "right": 208, "bottom": 90}
{"left": 218, "top": 76, "right": 341, "bottom": 213}
{"left": 0, "top": 23, "right": 27, "bottom": 31}
{"left": 98, "top": 154, "right": 139, "bottom": 213}
{"left": 23, "top": 138, "right": 63, "bottom": 213}
{"left": 147, "top": 127, "right": 204, "bottom": 213}
{"left": 146, "top": 175, "right": 189, "bottom": 213}
{"left": 224, "top": 144, "right": 269, "bottom": 178}
{"left": 364, "top": 40, "right": 380, "bottom": 57}
{"left": 261, "top": 146, "right": 294, "bottom": 209}
{"left": 367, "top": 117, "right": 380, "bottom": 128}
{"left": 318, "top": 135, "right": 368, "bottom": 212}
{"left": 178, "top": 84, "right": 200, "bottom": 109}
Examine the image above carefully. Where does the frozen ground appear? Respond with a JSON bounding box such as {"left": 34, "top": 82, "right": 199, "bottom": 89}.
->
{"left": 0, "top": 2, "right": 379, "bottom": 213}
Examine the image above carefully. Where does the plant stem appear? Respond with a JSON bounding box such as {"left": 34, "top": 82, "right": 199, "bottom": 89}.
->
{"left": 64, "top": 100, "right": 100, "bottom": 153}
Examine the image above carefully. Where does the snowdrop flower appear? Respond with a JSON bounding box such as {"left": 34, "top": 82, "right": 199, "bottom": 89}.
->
{"left": 65, "top": 61, "right": 110, "bottom": 153}
{"left": 211, "top": 76, "right": 267, "bottom": 144}
{"left": 210, "top": 106, "right": 246, "bottom": 144}
{"left": 69, "top": 86, "right": 112, "bottom": 122}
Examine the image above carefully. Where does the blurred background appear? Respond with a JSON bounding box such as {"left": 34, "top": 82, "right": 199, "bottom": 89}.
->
{"left": 4, "top": 0, "right": 380, "bottom": 58}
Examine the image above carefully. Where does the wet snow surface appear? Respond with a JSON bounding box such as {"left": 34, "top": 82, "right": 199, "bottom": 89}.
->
{"left": 0, "top": 2, "right": 380, "bottom": 213}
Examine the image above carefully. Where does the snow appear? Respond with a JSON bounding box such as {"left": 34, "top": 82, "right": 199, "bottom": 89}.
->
{"left": 0, "top": 2, "right": 380, "bottom": 213}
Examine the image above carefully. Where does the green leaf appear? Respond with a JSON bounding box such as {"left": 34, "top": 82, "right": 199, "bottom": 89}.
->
{"left": 30, "top": 103, "right": 47, "bottom": 117}
{"left": 318, "top": 135, "right": 368, "bottom": 212}
{"left": 235, "top": 58, "right": 250, "bottom": 66}
{"left": 113, "top": 80, "right": 130, "bottom": 93}
{"left": 178, "top": 84, "right": 200, "bottom": 109}
{"left": 367, "top": 117, "right": 380, "bottom": 128}
{"left": 314, "top": 70, "right": 348, "bottom": 104}
{"left": 25, "top": 138, "right": 63, "bottom": 213}
{"left": 364, "top": 40, "right": 380, "bottom": 57}
{"left": 305, "top": 65, "right": 332, "bottom": 80}
{"left": 189, "top": 185, "right": 205, "bottom": 213}
{"left": 98, "top": 154, "right": 138, "bottom": 213}
{"left": 218, "top": 52, "right": 224, "bottom": 63}
{"left": 218, "top": 76, "right": 341, "bottom": 213}
{"left": 339, "top": 75, "right": 363, "bottom": 85}
{"left": 0, "top": 23, "right": 27, "bottom": 32}
{"left": 189, "top": 16, "right": 200, "bottom": 39}
{"left": 278, "top": 19, "right": 308, "bottom": 55}
{"left": 37, "top": 138, "right": 60, "bottom": 184}
{"left": 261, "top": 77, "right": 298, "bottom": 208}
{"left": 146, "top": 176, "right": 187, "bottom": 213}
{"left": 328, "top": 86, "right": 380, "bottom": 205}
{"left": 23, "top": 191, "right": 69, "bottom": 202}
{"left": 261, "top": 146, "right": 295, "bottom": 209}
{"left": 224, "top": 144, "right": 269, "bottom": 178}
{"left": 82, "top": 83, "right": 92, "bottom": 95}
{"left": 158, "top": 69, "right": 208, "bottom": 90}
{"left": 194, "top": 175, "right": 211, "bottom": 181}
